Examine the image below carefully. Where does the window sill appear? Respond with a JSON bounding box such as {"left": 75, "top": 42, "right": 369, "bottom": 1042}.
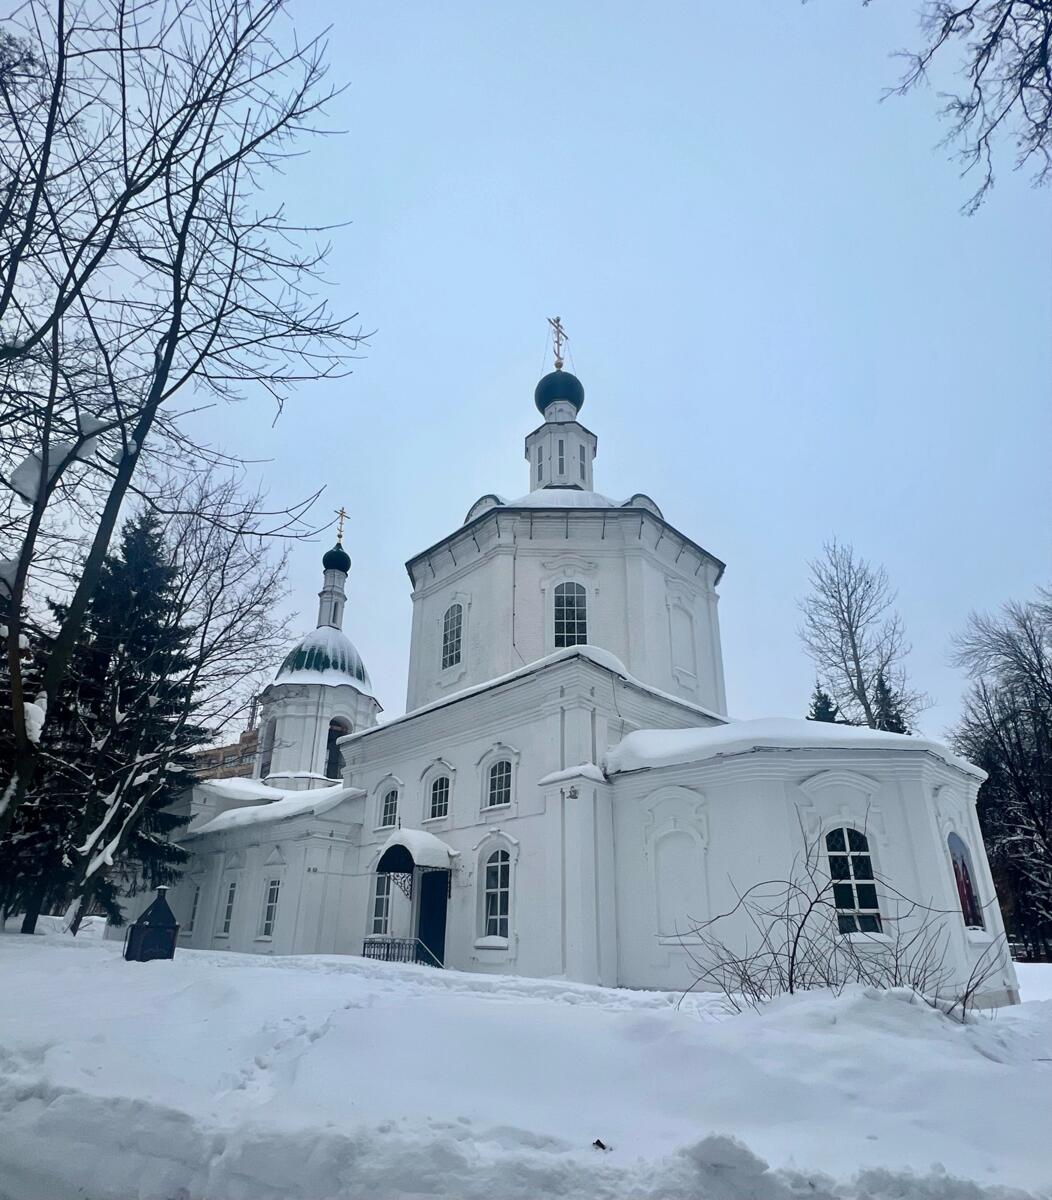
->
{"left": 965, "top": 928, "right": 993, "bottom": 944}
{"left": 214, "top": 934, "right": 229, "bottom": 939}
{"left": 474, "top": 936, "right": 509, "bottom": 950}
{"left": 481, "top": 803, "right": 511, "bottom": 814}
{"left": 422, "top": 815, "right": 449, "bottom": 826}
{"left": 254, "top": 936, "right": 273, "bottom": 943}
{"left": 374, "top": 824, "right": 398, "bottom": 834}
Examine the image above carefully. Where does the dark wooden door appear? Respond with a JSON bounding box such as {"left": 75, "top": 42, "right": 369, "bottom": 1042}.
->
{"left": 416, "top": 870, "right": 448, "bottom": 966}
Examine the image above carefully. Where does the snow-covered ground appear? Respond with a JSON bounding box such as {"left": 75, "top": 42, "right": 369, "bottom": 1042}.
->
{"left": 1, "top": 933, "right": 1050, "bottom": 1200}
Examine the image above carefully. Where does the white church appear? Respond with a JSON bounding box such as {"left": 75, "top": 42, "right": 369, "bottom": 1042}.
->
{"left": 154, "top": 344, "right": 1019, "bottom": 1007}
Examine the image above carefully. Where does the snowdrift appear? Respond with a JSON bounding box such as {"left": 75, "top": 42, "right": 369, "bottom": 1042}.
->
{"left": 1, "top": 933, "right": 1050, "bottom": 1200}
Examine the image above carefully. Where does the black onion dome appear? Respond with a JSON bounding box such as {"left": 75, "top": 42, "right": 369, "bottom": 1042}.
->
{"left": 534, "top": 369, "right": 584, "bottom": 415}
{"left": 322, "top": 541, "right": 351, "bottom": 573}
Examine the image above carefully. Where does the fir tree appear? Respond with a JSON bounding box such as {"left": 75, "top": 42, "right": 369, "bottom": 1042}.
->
{"left": 807, "top": 684, "right": 840, "bottom": 723}
{"left": 2, "top": 511, "right": 206, "bottom": 930}
{"left": 872, "top": 672, "right": 909, "bottom": 734}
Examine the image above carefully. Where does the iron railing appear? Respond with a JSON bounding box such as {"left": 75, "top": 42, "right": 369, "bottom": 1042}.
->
{"left": 362, "top": 936, "right": 443, "bottom": 967}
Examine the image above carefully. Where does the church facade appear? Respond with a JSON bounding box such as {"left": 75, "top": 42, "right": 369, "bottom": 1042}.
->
{"left": 159, "top": 358, "right": 1019, "bottom": 1006}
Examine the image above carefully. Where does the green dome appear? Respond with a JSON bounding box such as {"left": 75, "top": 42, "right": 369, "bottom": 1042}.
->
{"left": 534, "top": 369, "right": 584, "bottom": 415}
{"left": 275, "top": 627, "right": 373, "bottom": 695}
{"left": 322, "top": 542, "right": 351, "bottom": 573}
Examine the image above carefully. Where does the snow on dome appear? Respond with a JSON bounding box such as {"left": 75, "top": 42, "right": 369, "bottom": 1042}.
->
{"left": 502, "top": 488, "right": 619, "bottom": 509}
{"left": 274, "top": 626, "right": 374, "bottom": 694}
{"left": 603, "top": 718, "right": 983, "bottom": 779}
{"left": 376, "top": 827, "right": 458, "bottom": 870}
{"left": 462, "top": 490, "right": 668, "bottom": 524}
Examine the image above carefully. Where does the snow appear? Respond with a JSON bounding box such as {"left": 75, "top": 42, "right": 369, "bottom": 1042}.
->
{"left": 537, "top": 762, "right": 608, "bottom": 786}
{"left": 0, "top": 934, "right": 1049, "bottom": 1200}
{"left": 0, "top": 557, "right": 19, "bottom": 592}
{"left": 503, "top": 487, "right": 620, "bottom": 509}
{"left": 186, "top": 783, "right": 364, "bottom": 838}
{"left": 22, "top": 692, "right": 46, "bottom": 743}
{"left": 604, "top": 717, "right": 983, "bottom": 780}
{"left": 376, "top": 826, "right": 458, "bottom": 868}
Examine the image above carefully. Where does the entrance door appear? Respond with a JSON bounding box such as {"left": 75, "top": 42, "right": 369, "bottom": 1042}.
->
{"left": 416, "top": 870, "right": 449, "bottom": 966}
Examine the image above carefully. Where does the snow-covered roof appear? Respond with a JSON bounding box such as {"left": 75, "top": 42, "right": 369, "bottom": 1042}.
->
{"left": 185, "top": 782, "right": 365, "bottom": 838}
{"left": 376, "top": 827, "right": 458, "bottom": 869}
{"left": 537, "top": 763, "right": 608, "bottom": 786}
{"left": 603, "top": 718, "right": 983, "bottom": 779}
{"left": 273, "top": 626, "right": 374, "bottom": 695}
{"left": 343, "top": 644, "right": 724, "bottom": 745}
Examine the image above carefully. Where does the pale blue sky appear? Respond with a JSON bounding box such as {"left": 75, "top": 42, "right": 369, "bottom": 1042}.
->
{"left": 194, "top": 1, "right": 1051, "bottom": 736}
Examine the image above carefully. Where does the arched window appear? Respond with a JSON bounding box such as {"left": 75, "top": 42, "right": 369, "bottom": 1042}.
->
{"left": 554, "top": 581, "right": 587, "bottom": 648}
{"left": 948, "top": 833, "right": 985, "bottom": 929}
{"left": 826, "top": 827, "right": 881, "bottom": 933}
{"left": 536, "top": 446, "right": 543, "bottom": 484}
{"left": 483, "top": 849, "right": 510, "bottom": 938}
{"left": 579, "top": 443, "right": 586, "bottom": 481}
{"left": 258, "top": 718, "right": 277, "bottom": 778}
{"left": 380, "top": 789, "right": 399, "bottom": 828}
{"left": 441, "top": 603, "right": 463, "bottom": 670}
{"left": 429, "top": 775, "right": 450, "bottom": 820}
{"left": 325, "top": 718, "right": 349, "bottom": 780}
{"left": 486, "top": 759, "right": 512, "bottom": 808}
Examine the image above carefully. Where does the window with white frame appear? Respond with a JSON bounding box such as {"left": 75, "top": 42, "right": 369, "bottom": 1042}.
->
{"left": 441, "top": 603, "right": 463, "bottom": 670}
{"left": 429, "top": 775, "right": 450, "bottom": 820}
{"left": 380, "top": 789, "right": 398, "bottom": 828}
{"left": 484, "top": 849, "right": 510, "bottom": 938}
{"left": 220, "top": 880, "right": 237, "bottom": 935}
{"left": 372, "top": 874, "right": 391, "bottom": 934}
{"left": 536, "top": 446, "right": 543, "bottom": 483}
{"left": 259, "top": 877, "right": 281, "bottom": 937}
{"left": 553, "top": 580, "right": 587, "bottom": 647}
{"left": 558, "top": 438, "right": 565, "bottom": 475}
{"left": 186, "top": 885, "right": 200, "bottom": 935}
{"left": 826, "top": 828, "right": 881, "bottom": 933}
{"left": 486, "top": 759, "right": 512, "bottom": 808}
{"left": 579, "top": 443, "right": 586, "bottom": 481}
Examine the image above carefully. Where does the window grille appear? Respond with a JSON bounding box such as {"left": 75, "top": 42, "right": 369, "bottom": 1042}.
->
{"left": 486, "top": 759, "right": 512, "bottom": 808}
{"left": 260, "top": 878, "right": 281, "bottom": 937}
{"left": 372, "top": 875, "right": 391, "bottom": 935}
{"left": 484, "top": 849, "right": 510, "bottom": 938}
{"left": 430, "top": 775, "right": 450, "bottom": 820}
{"left": 441, "top": 603, "right": 463, "bottom": 670}
{"left": 826, "top": 828, "right": 881, "bottom": 933}
{"left": 220, "top": 881, "right": 237, "bottom": 935}
{"left": 380, "top": 789, "right": 399, "bottom": 828}
{"left": 553, "top": 581, "right": 587, "bottom": 647}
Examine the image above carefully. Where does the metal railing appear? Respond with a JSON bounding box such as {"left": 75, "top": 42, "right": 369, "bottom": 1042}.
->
{"left": 362, "top": 936, "right": 443, "bottom": 967}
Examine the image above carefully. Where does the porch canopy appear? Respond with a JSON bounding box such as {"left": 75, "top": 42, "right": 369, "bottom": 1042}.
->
{"left": 376, "top": 828, "right": 457, "bottom": 876}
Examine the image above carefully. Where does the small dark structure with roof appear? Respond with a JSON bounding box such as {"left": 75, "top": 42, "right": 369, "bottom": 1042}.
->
{"left": 123, "top": 886, "right": 179, "bottom": 962}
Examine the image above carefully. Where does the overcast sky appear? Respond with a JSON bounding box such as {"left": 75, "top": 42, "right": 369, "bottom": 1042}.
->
{"left": 191, "top": 1, "right": 1051, "bottom": 737}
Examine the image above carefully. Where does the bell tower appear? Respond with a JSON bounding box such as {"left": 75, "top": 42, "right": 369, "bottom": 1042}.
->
{"left": 524, "top": 317, "right": 597, "bottom": 492}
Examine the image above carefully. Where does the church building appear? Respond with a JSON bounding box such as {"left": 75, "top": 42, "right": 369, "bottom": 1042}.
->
{"left": 160, "top": 336, "right": 1019, "bottom": 1006}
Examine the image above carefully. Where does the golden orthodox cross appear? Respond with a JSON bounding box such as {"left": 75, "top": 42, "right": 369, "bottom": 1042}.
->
{"left": 334, "top": 505, "right": 349, "bottom": 542}
{"left": 548, "top": 316, "right": 567, "bottom": 370}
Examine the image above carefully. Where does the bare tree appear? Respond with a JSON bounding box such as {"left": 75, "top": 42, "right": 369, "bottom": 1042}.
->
{"left": 3, "top": 470, "right": 294, "bottom": 933}
{"left": 0, "top": 0, "right": 362, "bottom": 834}
{"left": 863, "top": 1, "right": 1052, "bottom": 211}
{"left": 953, "top": 589, "right": 1052, "bottom": 957}
{"left": 681, "top": 814, "right": 1008, "bottom": 1021}
{"left": 798, "top": 540, "right": 927, "bottom": 729}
